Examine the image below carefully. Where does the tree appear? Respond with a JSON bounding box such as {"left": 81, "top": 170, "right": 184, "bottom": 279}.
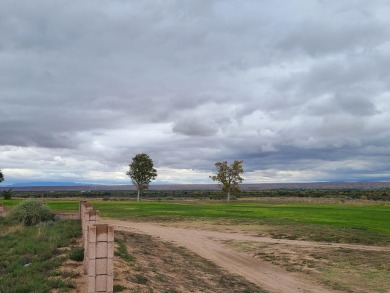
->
{"left": 126, "top": 153, "right": 157, "bottom": 202}
{"left": 210, "top": 160, "right": 244, "bottom": 201}
{"left": 2, "top": 188, "right": 13, "bottom": 200}
{"left": 0, "top": 170, "right": 3, "bottom": 183}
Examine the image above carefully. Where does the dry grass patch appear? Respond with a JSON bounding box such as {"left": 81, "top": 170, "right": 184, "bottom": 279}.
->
{"left": 155, "top": 218, "right": 390, "bottom": 246}
{"left": 50, "top": 236, "right": 85, "bottom": 293}
{"left": 113, "top": 230, "right": 266, "bottom": 293}
{"left": 225, "top": 240, "right": 390, "bottom": 293}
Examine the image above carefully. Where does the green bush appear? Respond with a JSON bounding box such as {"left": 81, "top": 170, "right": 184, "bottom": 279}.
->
{"left": 6, "top": 199, "right": 54, "bottom": 226}
{"left": 69, "top": 247, "right": 84, "bottom": 261}
{"left": 113, "top": 284, "right": 127, "bottom": 292}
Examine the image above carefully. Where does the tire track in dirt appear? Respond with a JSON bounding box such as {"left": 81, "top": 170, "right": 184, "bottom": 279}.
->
{"left": 103, "top": 219, "right": 380, "bottom": 293}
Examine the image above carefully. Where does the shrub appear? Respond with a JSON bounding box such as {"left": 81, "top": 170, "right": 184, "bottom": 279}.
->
{"left": 6, "top": 199, "right": 54, "bottom": 226}
{"left": 135, "top": 274, "right": 148, "bottom": 284}
{"left": 69, "top": 247, "right": 84, "bottom": 261}
{"left": 113, "top": 284, "right": 127, "bottom": 292}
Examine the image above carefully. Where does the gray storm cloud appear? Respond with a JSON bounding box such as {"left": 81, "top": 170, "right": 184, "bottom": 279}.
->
{"left": 1, "top": 0, "right": 390, "bottom": 184}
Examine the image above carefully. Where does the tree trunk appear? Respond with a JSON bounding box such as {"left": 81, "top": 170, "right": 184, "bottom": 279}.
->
{"left": 227, "top": 190, "right": 231, "bottom": 202}
{"left": 137, "top": 189, "right": 140, "bottom": 202}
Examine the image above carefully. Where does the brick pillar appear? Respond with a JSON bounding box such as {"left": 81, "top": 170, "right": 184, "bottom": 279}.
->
{"left": 81, "top": 202, "right": 92, "bottom": 224}
{"left": 83, "top": 210, "right": 100, "bottom": 273}
{"left": 0, "top": 203, "right": 4, "bottom": 217}
{"left": 87, "top": 224, "right": 114, "bottom": 293}
{"left": 81, "top": 202, "right": 93, "bottom": 240}
{"left": 79, "top": 201, "right": 87, "bottom": 219}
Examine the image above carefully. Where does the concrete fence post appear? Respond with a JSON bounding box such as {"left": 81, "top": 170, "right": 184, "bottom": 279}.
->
{"left": 83, "top": 210, "right": 100, "bottom": 273}
{"left": 87, "top": 224, "right": 114, "bottom": 293}
{"left": 81, "top": 202, "right": 93, "bottom": 241}
{"left": 79, "top": 201, "right": 87, "bottom": 220}
{"left": 80, "top": 201, "right": 94, "bottom": 274}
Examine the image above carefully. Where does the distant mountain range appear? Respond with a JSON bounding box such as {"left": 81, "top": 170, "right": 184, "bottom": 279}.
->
{"left": 1, "top": 181, "right": 390, "bottom": 192}
{"left": 4, "top": 182, "right": 92, "bottom": 187}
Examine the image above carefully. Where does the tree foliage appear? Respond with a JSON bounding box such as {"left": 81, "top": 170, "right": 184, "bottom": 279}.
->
{"left": 2, "top": 188, "right": 13, "bottom": 200}
{"left": 126, "top": 153, "right": 157, "bottom": 202}
{"left": 0, "top": 170, "right": 3, "bottom": 183}
{"left": 210, "top": 160, "right": 244, "bottom": 201}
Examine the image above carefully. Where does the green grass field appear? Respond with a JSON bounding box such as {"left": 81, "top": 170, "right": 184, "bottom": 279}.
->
{"left": 3, "top": 199, "right": 390, "bottom": 244}
{"left": 99, "top": 201, "right": 389, "bottom": 231}
{"left": 93, "top": 201, "right": 390, "bottom": 245}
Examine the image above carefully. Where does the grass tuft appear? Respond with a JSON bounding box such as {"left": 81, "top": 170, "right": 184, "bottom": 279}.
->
{"left": 115, "top": 237, "right": 135, "bottom": 262}
{"left": 113, "top": 284, "right": 127, "bottom": 292}
{"left": 135, "top": 274, "right": 148, "bottom": 284}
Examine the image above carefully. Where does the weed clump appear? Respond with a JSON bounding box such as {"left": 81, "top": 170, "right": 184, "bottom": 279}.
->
{"left": 135, "top": 274, "right": 148, "bottom": 284}
{"left": 113, "top": 284, "right": 127, "bottom": 292}
{"left": 69, "top": 247, "right": 84, "bottom": 261}
{"left": 6, "top": 199, "right": 54, "bottom": 226}
{"left": 115, "top": 237, "right": 135, "bottom": 262}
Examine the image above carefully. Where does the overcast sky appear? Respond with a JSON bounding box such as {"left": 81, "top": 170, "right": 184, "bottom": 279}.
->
{"left": 1, "top": 0, "right": 390, "bottom": 185}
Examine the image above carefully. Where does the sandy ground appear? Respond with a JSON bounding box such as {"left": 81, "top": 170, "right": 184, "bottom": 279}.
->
{"left": 113, "top": 229, "right": 265, "bottom": 292}
{"left": 101, "top": 219, "right": 386, "bottom": 293}
{"left": 57, "top": 218, "right": 390, "bottom": 292}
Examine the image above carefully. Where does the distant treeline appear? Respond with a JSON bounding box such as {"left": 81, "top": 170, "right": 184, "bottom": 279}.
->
{"left": 7, "top": 188, "right": 390, "bottom": 201}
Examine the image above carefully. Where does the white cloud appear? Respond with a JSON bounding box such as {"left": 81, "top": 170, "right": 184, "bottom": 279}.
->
{"left": 1, "top": 0, "right": 390, "bottom": 185}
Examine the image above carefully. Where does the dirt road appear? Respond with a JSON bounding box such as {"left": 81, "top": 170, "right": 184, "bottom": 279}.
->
{"left": 102, "top": 219, "right": 385, "bottom": 293}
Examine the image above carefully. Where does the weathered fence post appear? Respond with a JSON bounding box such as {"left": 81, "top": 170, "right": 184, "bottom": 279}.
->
{"left": 81, "top": 202, "right": 93, "bottom": 227}
{"left": 0, "top": 203, "right": 4, "bottom": 217}
{"left": 79, "top": 200, "right": 87, "bottom": 219}
{"left": 87, "top": 224, "right": 114, "bottom": 293}
{"left": 81, "top": 202, "right": 93, "bottom": 241}
{"left": 79, "top": 201, "right": 114, "bottom": 292}
{"left": 83, "top": 210, "right": 100, "bottom": 273}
